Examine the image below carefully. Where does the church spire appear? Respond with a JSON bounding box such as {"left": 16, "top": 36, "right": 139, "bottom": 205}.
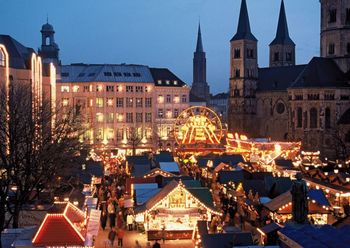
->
{"left": 270, "top": 0, "right": 295, "bottom": 46}
{"left": 231, "top": 0, "right": 257, "bottom": 41}
{"left": 196, "top": 23, "right": 204, "bottom": 53}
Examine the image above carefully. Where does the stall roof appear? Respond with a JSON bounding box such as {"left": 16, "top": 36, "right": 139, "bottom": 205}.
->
{"left": 154, "top": 151, "right": 174, "bottom": 163}
{"left": 159, "top": 162, "right": 180, "bottom": 173}
{"left": 133, "top": 183, "right": 158, "bottom": 190}
{"left": 132, "top": 163, "right": 151, "bottom": 177}
{"left": 258, "top": 222, "right": 282, "bottom": 234}
{"left": 243, "top": 180, "right": 269, "bottom": 197}
{"left": 135, "top": 188, "right": 161, "bottom": 205}
{"left": 263, "top": 191, "right": 291, "bottom": 212}
{"left": 275, "top": 159, "right": 295, "bottom": 170}
{"left": 308, "top": 189, "right": 330, "bottom": 207}
{"left": 201, "top": 232, "right": 253, "bottom": 248}
{"left": 218, "top": 170, "right": 247, "bottom": 184}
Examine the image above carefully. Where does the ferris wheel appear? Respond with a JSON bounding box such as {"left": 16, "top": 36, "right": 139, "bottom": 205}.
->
{"left": 173, "top": 106, "right": 223, "bottom": 145}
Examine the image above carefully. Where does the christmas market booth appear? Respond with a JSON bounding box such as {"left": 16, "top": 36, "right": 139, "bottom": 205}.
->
{"left": 135, "top": 180, "right": 222, "bottom": 240}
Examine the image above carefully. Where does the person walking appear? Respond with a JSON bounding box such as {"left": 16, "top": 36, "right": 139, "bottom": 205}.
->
{"left": 117, "top": 228, "right": 125, "bottom": 247}
{"left": 127, "top": 213, "right": 134, "bottom": 231}
{"left": 108, "top": 228, "right": 116, "bottom": 248}
{"left": 108, "top": 201, "right": 116, "bottom": 229}
{"left": 152, "top": 240, "right": 161, "bottom": 248}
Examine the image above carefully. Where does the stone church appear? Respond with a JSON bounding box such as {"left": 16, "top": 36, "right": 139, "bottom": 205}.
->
{"left": 227, "top": 0, "right": 350, "bottom": 158}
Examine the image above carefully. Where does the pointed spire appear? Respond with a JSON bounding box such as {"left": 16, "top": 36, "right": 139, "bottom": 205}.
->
{"left": 231, "top": 0, "right": 257, "bottom": 41}
{"left": 270, "top": 0, "right": 295, "bottom": 46}
{"left": 196, "top": 23, "right": 204, "bottom": 52}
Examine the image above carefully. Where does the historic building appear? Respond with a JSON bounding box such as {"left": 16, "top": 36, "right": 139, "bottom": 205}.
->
{"left": 228, "top": 0, "right": 350, "bottom": 158}
{"left": 190, "top": 24, "right": 210, "bottom": 103}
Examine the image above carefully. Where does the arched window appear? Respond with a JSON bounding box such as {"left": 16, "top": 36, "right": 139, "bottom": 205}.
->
{"left": 325, "top": 107, "right": 331, "bottom": 129}
{"left": 297, "top": 107, "right": 302, "bottom": 128}
{"left": 310, "top": 108, "right": 318, "bottom": 128}
{"left": 45, "top": 36, "right": 50, "bottom": 46}
{"left": 0, "top": 49, "right": 5, "bottom": 66}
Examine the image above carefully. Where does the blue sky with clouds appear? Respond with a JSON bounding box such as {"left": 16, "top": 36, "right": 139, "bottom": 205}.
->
{"left": 0, "top": 0, "right": 320, "bottom": 93}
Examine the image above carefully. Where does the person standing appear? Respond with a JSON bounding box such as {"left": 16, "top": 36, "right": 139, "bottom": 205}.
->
{"left": 117, "top": 228, "right": 125, "bottom": 247}
{"left": 127, "top": 213, "right": 134, "bottom": 231}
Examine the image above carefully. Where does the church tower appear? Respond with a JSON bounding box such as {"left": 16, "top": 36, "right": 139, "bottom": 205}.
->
{"left": 190, "top": 23, "right": 210, "bottom": 102}
{"left": 38, "top": 20, "right": 60, "bottom": 66}
{"left": 320, "top": 0, "right": 350, "bottom": 73}
{"left": 228, "top": 0, "right": 258, "bottom": 135}
{"left": 269, "top": 0, "right": 295, "bottom": 67}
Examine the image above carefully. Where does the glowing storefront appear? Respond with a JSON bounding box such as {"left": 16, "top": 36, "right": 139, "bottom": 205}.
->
{"left": 135, "top": 180, "right": 221, "bottom": 240}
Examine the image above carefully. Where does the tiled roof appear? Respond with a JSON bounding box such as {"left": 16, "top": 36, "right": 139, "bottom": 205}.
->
{"left": 290, "top": 57, "right": 349, "bottom": 88}
{"left": 0, "top": 34, "right": 34, "bottom": 69}
{"left": 150, "top": 68, "right": 187, "bottom": 87}
{"left": 257, "top": 65, "right": 306, "bottom": 91}
{"left": 60, "top": 64, "right": 154, "bottom": 83}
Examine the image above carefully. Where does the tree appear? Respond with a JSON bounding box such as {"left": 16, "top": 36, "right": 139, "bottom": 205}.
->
{"left": 0, "top": 82, "right": 83, "bottom": 247}
{"left": 127, "top": 126, "right": 144, "bottom": 156}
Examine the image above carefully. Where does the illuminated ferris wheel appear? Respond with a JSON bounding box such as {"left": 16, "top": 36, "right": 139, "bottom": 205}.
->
{"left": 174, "top": 106, "right": 223, "bottom": 145}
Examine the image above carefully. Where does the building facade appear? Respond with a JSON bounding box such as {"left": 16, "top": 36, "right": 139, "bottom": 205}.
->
{"left": 57, "top": 65, "right": 190, "bottom": 154}
{"left": 227, "top": 0, "right": 350, "bottom": 158}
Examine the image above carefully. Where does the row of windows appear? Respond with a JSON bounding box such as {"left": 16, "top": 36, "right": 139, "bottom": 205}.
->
{"left": 327, "top": 8, "right": 350, "bottom": 24}
{"left": 87, "top": 127, "right": 153, "bottom": 141}
{"left": 94, "top": 112, "right": 152, "bottom": 123}
{"left": 328, "top": 43, "right": 350, "bottom": 55}
{"left": 62, "top": 97, "right": 153, "bottom": 108}
{"left": 233, "top": 48, "right": 255, "bottom": 59}
{"left": 273, "top": 52, "right": 293, "bottom": 62}
{"left": 233, "top": 68, "right": 256, "bottom": 78}
{"left": 295, "top": 107, "right": 331, "bottom": 129}
{"left": 60, "top": 85, "right": 151, "bottom": 93}
{"left": 158, "top": 95, "right": 187, "bottom": 103}
{"left": 157, "top": 108, "right": 181, "bottom": 118}
{"left": 62, "top": 71, "right": 143, "bottom": 78}
{"left": 157, "top": 80, "right": 178, "bottom": 85}
{"left": 292, "top": 94, "right": 347, "bottom": 101}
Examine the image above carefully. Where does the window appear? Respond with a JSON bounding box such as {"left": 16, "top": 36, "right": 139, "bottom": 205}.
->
{"left": 136, "top": 86, "right": 143, "bottom": 93}
{"left": 123, "top": 72, "right": 131, "bottom": 77}
{"left": 126, "top": 97, "right": 133, "bottom": 107}
{"left": 158, "top": 109, "right": 164, "bottom": 118}
{"left": 174, "top": 109, "right": 179, "bottom": 118}
{"left": 126, "top": 86, "right": 133, "bottom": 92}
{"left": 328, "top": 43, "right": 335, "bottom": 55}
{"left": 274, "top": 52, "right": 279, "bottom": 62}
{"left": 96, "top": 128, "right": 103, "bottom": 141}
{"left": 310, "top": 108, "right": 317, "bottom": 128}
{"left": 166, "top": 95, "right": 171, "bottom": 103}
{"left": 61, "top": 86, "right": 70, "bottom": 92}
{"left": 116, "top": 98, "right": 124, "bottom": 108}
{"left": 96, "top": 85, "right": 103, "bottom": 92}
{"left": 158, "top": 95, "right": 164, "bottom": 104}
{"left": 234, "top": 48, "right": 241, "bottom": 58}
{"left": 106, "top": 113, "right": 114, "bottom": 123}
{"left": 133, "top": 72, "right": 141, "bottom": 77}
{"left": 276, "top": 102, "right": 285, "bottom": 114}
{"left": 0, "top": 49, "right": 5, "bottom": 66}
{"left": 96, "top": 113, "right": 104, "bottom": 123}
{"left": 104, "top": 72, "right": 112, "bottom": 76}
{"left": 114, "top": 72, "right": 122, "bottom": 77}
{"left": 286, "top": 52, "right": 292, "bottom": 61}
{"left": 136, "top": 98, "right": 143, "bottom": 108}
{"left": 157, "top": 80, "right": 162, "bottom": 85}
{"left": 324, "top": 94, "right": 335, "bottom": 100}
{"left": 234, "top": 89, "right": 240, "bottom": 97}
{"left": 136, "top": 113, "right": 143, "bottom": 123}
{"left": 174, "top": 95, "right": 180, "bottom": 103}
{"left": 116, "top": 113, "right": 123, "bottom": 122}
{"left": 96, "top": 98, "right": 103, "bottom": 108}
{"left": 88, "top": 73, "right": 95, "bottom": 77}
{"left": 145, "top": 113, "right": 152, "bottom": 122}
{"left": 117, "top": 129, "right": 123, "bottom": 140}
{"left": 247, "top": 49, "right": 254, "bottom": 58}
{"left": 126, "top": 113, "right": 133, "bottom": 123}
{"left": 145, "top": 98, "right": 152, "bottom": 108}
{"left": 62, "top": 98, "right": 69, "bottom": 107}
{"left": 347, "top": 8, "right": 350, "bottom": 24}
{"left": 174, "top": 80, "right": 178, "bottom": 85}
{"left": 325, "top": 107, "right": 331, "bottom": 129}
{"left": 78, "top": 73, "right": 85, "bottom": 77}
{"left": 297, "top": 107, "right": 302, "bottom": 128}
{"left": 235, "top": 69, "right": 240, "bottom": 78}
{"left": 181, "top": 95, "right": 187, "bottom": 103}
{"left": 83, "top": 85, "right": 90, "bottom": 92}
{"left": 106, "top": 98, "right": 113, "bottom": 107}
{"left": 166, "top": 109, "right": 172, "bottom": 118}
{"left": 145, "top": 86, "right": 150, "bottom": 92}
{"left": 106, "top": 85, "right": 114, "bottom": 92}
{"left": 166, "top": 80, "right": 170, "bottom": 85}
{"left": 329, "top": 9, "right": 337, "bottom": 23}
{"left": 303, "top": 111, "right": 308, "bottom": 129}
{"left": 107, "top": 129, "right": 114, "bottom": 140}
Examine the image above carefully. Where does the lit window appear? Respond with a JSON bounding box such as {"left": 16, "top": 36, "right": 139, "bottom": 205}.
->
{"left": 145, "top": 86, "right": 151, "bottom": 92}
{"left": 157, "top": 80, "right": 162, "bottom": 84}
{"left": 61, "top": 86, "right": 70, "bottom": 92}
{"left": 116, "top": 113, "right": 124, "bottom": 122}
{"left": 116, "top": 85, "right": 122, "bottom": 92}
{"left": 96, "top": 98, "right": 103, "bottom": 108}
{"left": 174, "top": 80, "right": 178, "bottom": 85}
{"left": 107, "top": 129, "right": 114, "bottom": 140}
{"left": 166, "top": 110, "right": 172, "bottom": 118}
{"left": 62, "top": 98, "right": 69, "bottom": 107}
{"left": 166, "top": 80, "right": 170, "bottom": 85}
{"left": 136, "top": 98, "right": 143, "bottom": 108}
{"left": 0, "top": 49, "right": 5, "bottom": 66}
{"left": 96, "top": 85, "right": 103, "bottom": 92}
{"left": 158, "top": 109, "right": 164, "bottom": 118}
{"left": 158, "top": 95, "right": 164, "bottom": 104}
{"left": 73, "top": 85, "right": 79, "bottom": 92}
{"left": 96, "top": 113, "right": 104, "bottom": 123}
{"left": 106, "top": 98, "right": 114, "bottom": 107}
{"left": 126, "top": 97, "right": 133, "bottom": 108}
{"left": 96, "top": 128, "right": 103, "bottom": 140}
{"left": 174, "top": 96, "right": 179, "bottom": 103}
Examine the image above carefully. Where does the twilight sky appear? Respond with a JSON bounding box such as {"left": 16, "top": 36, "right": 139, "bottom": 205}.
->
{"left": 0, "top": 0, "right": 320, "bottom": 93}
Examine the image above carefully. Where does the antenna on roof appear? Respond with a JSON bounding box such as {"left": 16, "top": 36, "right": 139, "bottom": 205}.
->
{"left": 46, "top": 14, "right": 49, "bottom": 24}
